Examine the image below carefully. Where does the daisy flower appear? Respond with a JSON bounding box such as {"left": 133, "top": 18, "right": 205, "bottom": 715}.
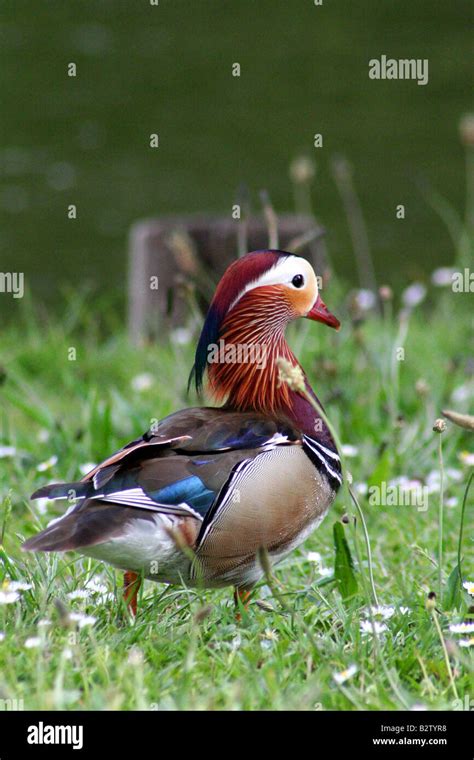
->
{"left": 67, "top": 589, "right": 91, "bottom": 600}
{"left": 333, "top": 664, "right": 357, "bottom": 685}
{"left": 307, "top": 551, "right": 321, "bottom": 563}
{"left": 319, "top": 566, "right": 333, "bottom": 578}
{"left": 36, "top": 455, "right": 58, "bottom": 472}
{"left": 263, "top": 628, "right": 279, "bottom": 641}
{"left": 458, "top": 637, "right": 474, "bottom": 648}
{"left": 462, "top": 581, "right": 474, "bottom": 597}
{"left": 431, "top": 267, "right": 456, "bottom": 287}
{"left": 360, "top": 620, "right": 388, "bottom": 636}
{"left": 341, "top": 444, "right": 358, "bottom": 458}
{"left": 170, "top": 327, "right": 193, "bottom": 346}
{"left": 131, "top": 373, "right": 154, "bottom": 392}
{"left": 354, "top": 289, "right": 377, "bottom": 311}
{"left": 0, "top": 446, "right": 16, "bottom": 458}
{"left": 24, "top": 637, "right": 42, "bottom": 649}
{"left": 451, "top": 383, "right": 473, "bottom": 403}
{"left": 8, "top": 581, "right": 32, "bottom": 592}
{"left": 449, "top": 622, "right": 474, "bottom": 635}
{"left": 369, "top": 605, "right": 395, "bottom": 620}
{"left": 69, "top": 612, "right": 97, "bottom": 629}
{"left": 79, "top": 462, "right": 96, "bottom": 476}
{"left": 401, "top": 282, "right": 426, "bottom": 309}
{"left": 459, "top": 451, "right": 474, "bottom": 467}
{"left": 127, "top": 648, "right": 144, "bottom": 666}
{"left": 0, "top": 589, "right": 20, "bottom": 604}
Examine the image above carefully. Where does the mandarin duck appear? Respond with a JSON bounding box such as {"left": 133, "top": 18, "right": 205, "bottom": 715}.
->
{"left": 23, "top": 250, "right": 342, "bottom": 614}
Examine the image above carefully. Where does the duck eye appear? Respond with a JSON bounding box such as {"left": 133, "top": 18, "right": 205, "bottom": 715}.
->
{"left": 292, "top": 274, "right": 305, "bottom": 288}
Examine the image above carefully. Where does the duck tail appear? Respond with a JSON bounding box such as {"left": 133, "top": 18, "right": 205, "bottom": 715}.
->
{"left": 22, "top": 513, "right": 80, "bottom": 552}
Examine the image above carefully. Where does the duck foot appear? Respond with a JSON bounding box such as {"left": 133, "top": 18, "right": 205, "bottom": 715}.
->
{"left": 234, "top": 587, "right": 253, "bottom": 621}
{"left": 123, "top": 571, "right": 141, "bottom": 616}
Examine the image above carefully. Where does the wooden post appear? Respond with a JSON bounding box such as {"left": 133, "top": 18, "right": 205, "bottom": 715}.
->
{"left": 127, "top": 214, "right": 324, "bottom": 343}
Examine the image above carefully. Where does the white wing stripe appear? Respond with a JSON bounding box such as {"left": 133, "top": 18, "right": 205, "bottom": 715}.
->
{"left": 99, "top": 488, "right": 202, "bottom": 519}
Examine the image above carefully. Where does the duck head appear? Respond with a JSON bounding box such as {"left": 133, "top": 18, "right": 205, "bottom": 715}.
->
{"left": 191, "top": 250, "right": 339, "bottom": 413}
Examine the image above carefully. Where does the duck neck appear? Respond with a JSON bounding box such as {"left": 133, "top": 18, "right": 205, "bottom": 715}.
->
{"left": 206, "top": 296, "right": 337, "bottom": 453}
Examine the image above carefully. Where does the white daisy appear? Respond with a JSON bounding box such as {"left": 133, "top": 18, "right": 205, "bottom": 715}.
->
{"left": 355, "top": 289, "right": 377, "bottom": 311}
{"left": 36, "top": 455, "right": 58, "bottom": 472}
{"left": 370, "top": 605, "right": 396, "bottom": 620}
{"left": 8, "top": 581, "right": 32, "bottom": 592}
{"left": 127, "top": 647, "right": 144, "bottom": 666}
{"left": 319, "top": 566, "right": 333, "bottom": 578}
{"left": 402, "top": 282, "right": 426, "bottom": 309}
{"left": 458, "top": 637, "right": 474, "bottom": 648}
{"left": 459, "top": 451, "right": 474, "bottom": 467}
{"left": 0, "top": 446, "right": 16, "bottom": 458}
{"left": 263, "top": 628, "right": 279, "bottom": 641}
{"left": 449, "top": 622, "right": 474, "bottom": 635}
{"left": 79, "top": 462, "right": 96, "bottom": 476}
{"left": 0, "top": 589, "right": 20, "bottom": 604}
{"left": 333, "top": 664, "right": 357, "bottom": 685}
{"left": 85, "top": 579, "right": 108, "bottom": 595}
{"left": 131, "top": 373, "right": 154, "bottom": 392}
{"left": 307, "top": 551, "right": 321, "bottom": 564}
{"left": 451, "top": 383, "right": 474, "bottom": 403}
{"left": 360, "top": 620, "right": 388, "bottom": 636}
{"left": 462, "top": 581, "right": 474, "bottom": 597}
{"left": 341, "top": 444, "right": 359, "bottom": 458}
{"left": 69, "top": 612, "right": 97, "bottom": 629}
{"left": 67, "top": 589, "right": 91, "bottom": 600}
{"left": 0, "top": 446, "right": 16, "bottom": 459}
{"left": 24, "top": 636, "right": 41, "bottom": 649}
{"left": 431, "top": 267, "right": 456, "bottom": 287}
{"left": 170, "top": 327, "right": 193, "bottom": 346}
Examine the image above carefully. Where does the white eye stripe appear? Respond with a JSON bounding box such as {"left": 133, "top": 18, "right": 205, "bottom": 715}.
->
{"left": 228, "top": 257, "right": 317, "bottom": 312}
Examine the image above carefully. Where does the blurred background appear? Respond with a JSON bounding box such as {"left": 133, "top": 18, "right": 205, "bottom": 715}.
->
{"left": 0, "top": 0, "right": 472, "bottom": 317}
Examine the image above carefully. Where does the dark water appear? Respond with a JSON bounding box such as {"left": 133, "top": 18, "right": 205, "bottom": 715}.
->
{"left": 0, "top": 0, "right": 472, "bottom": 314}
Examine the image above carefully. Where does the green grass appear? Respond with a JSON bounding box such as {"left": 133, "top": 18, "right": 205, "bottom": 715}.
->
{"left": 0, "top": 283, "right": 473, "bottom": 711}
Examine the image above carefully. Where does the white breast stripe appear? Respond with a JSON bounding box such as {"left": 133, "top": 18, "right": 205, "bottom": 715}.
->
{"left": 303, "top": 437, "right": 342, "bottom": 485}
{"left": 307, "top": 437, "right": 341, "bottom": 462}
{"left": 195, "top": 457, "right": 254, "bottom": 549}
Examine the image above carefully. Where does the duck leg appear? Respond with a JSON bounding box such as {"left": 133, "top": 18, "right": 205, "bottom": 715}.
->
{"left": 234, "top": 586, "right": 253, "bottom": 621}
{"left": 123, "top": 571, "right": 141, "bottom": 616}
